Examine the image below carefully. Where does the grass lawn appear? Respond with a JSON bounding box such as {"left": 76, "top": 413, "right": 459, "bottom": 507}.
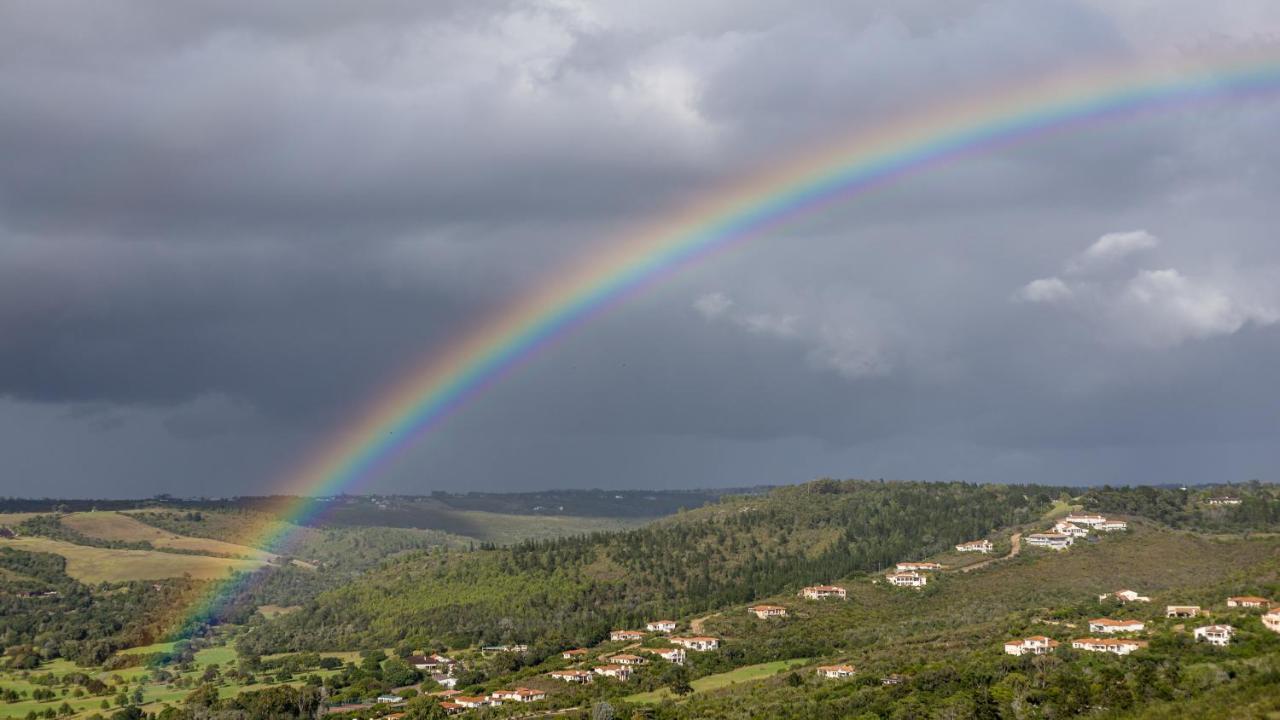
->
{"left": 60, "top": 512, "right": 277, "bottom": 562}
{"left": 0, "top": 536, "right": 265, "bottom": 583}
{"left": 118, "top": 641, "right": 178, "bottom": 656}
{"left": 623, "top": 658, "right": 812, "bottom": 704}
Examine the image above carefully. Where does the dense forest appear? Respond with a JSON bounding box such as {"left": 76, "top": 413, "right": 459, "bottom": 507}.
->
{"left": 1079, "top": 482, "right": 1280, "bottom": 532}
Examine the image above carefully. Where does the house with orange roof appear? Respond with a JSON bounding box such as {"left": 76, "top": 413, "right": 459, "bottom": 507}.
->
{"left": 610, "top": 630, "right": 646, "bottom": 642}
{"left": 549, "top": 669, "right": 593, "bottom": 684}
{"left": 816, "top": 664, "right": 856, "bottom": 679}
{"left": 608, "top": 653, "right": 648, "bottom": 666}
{"left": 489, "top": 688, "right": 546, "bottom": 703}
{"left": 648, "top": 647, "right": 686, "bottom": 664}
{"left": 1227, "top": 596, "right": 1270, "bottom": 609}
{"left": 1088, "top": 618, "right": 1145, "bottom": 634}
{"left": 886, "top": 571, "right": 927, "bottom": 588}
{"left": 593, "top": 664, "right": 632, "bottom": 681}
{"left": 645, "top": 620, "right": 677, "bottom": 632}
{"left": 561, "top": 648, "right": 590, "bottom": 660}
{"left": 1193, "top": 625, "right": 1235, "bottom": 646}
{"left": 1166, "top": 605, "right": 1200, "bottom": 618}
{"left": 800, "top": 585, "right": 847, "bottom": 600}
{"left": 670, "top": 636, "right": 719, "bottom": 651}
{"left": 1003, "top": 636, "right": 1060, "bottom": 656}
{"left": 1071, "top": 638, "right": 1148, "bottom": 655}
{"left": 748, "top": 604, "right": 788, "bottom": 619}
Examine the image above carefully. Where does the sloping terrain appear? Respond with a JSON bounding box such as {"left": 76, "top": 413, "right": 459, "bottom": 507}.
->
{"left": 62, "top": 511, "right": 277, "bottom": 561}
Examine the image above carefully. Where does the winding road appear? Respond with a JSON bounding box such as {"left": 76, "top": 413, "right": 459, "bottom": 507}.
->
{"left": 956, "top": 532, "right": 1021, "bottom": 573}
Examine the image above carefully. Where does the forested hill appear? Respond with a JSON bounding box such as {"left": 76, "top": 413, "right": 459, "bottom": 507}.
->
{"left": 239, "top": 479, "right": 1062, "bottom": 655}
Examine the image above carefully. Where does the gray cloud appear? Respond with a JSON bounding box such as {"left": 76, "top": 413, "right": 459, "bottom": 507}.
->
{"left": 2, "top": 0, "right": 1280, "bottom": 496}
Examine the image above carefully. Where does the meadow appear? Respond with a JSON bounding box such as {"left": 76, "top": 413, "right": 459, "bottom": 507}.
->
{"left": 0, "top": 536, "right": 264, "bottom": 583}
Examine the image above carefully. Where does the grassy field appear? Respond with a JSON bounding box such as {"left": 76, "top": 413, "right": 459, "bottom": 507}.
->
{"left": 61, "top": 512, "right": 277, "bottom": 561}
{"left": 0, "top": 513, "right": 45, "bottom": 525}
{"left": 623, "top": 658, "right": 812, "bottom": 703}
{"left": 0, "top": 536, "right": 265, "bottom": 583}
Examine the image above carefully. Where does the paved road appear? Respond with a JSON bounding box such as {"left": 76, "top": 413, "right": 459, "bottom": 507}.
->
{"left": 957, "top": 532, "right": 1021, "bottom": 573}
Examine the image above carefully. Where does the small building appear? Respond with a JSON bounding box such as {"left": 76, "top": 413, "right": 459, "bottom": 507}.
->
{"left": 1207, "top": 496, "right": 1242, "bottom": 506}
{"left": 1263, "top": 609, "right": 1280, "bottom": 634}
{"left": 1026, "top": 533, "right": 1073, "bottom": 550}
{"left": 430, "top": 674, "right": 457, "bottom": 689}
{"left": 1088, "top": 618, "right": 1146, "bottom": 634}
{"left": 670, "top": 636, "right": 719, "bottom": 652}
{"left": 1053, "top": 521, "right": 1089, "bottom": 538}
{"left": 1227, "top": 596, "right": 1270, "bottom": 609}
{"left": 593, "top": 664, "right": 632, "bottom": 681}
{"left": 881, "top": 674, "right": 907, "bottom": 686}
{"left": 549, "top": 669, "right": 594, "bottom": 684}
{"left": 1062, "top": 514, "right": 1108, "bottom": 526}
{"left": 1194, "top": 625, "right": 1235, "bottom": 646}
{"left": 409, "top": 653, "right": 455, "bottom": 671}
{"left": 648, "top": 647, "right": 686, "bottom": 664}
{"left": 816, "top": 664, "right": 857, "bottom": 679}
{"left": 610, "top": 630, "right": 646, "bottom": 642}
{"left": 452, "top": 696, "right": 491, "bottom": 709}
{"left": 956, "top": 539, "right": 994, "bottom": 554}
{"left": 645, "top": 620, "right": 677, "bottom": 633}
{"left": 1097, "top": 520, "right": 1128, "bottom": 532}
{"left": 490, "top": 688, "right": 546, "bottom": 703}
{"left": 748, "top": 604, "right": 788, "bottom": 619}
{"left": 376, "top": 695, "right": 404, "bottom": 704}
{"left": 562, "top": 648, "right": 590, "bottom": 660}
{"left": 439, "top": 701, "right": 465, "bottom": 715}
{"left": 1167, "top": 605, "right": 1201, "bottom": 618}
{"left": 1003, "top": 636, "right": 1059, "bottom": 656}
{"left": 800, "top": 585, "right": 847, "bottom": 600}
{"left": 1100, "top": 590, "right": 1150, "bottom": 604}
{"left": 608, "top": 653, "right": 648, "bottom": 666}
{"left": 887, "top": 571, "right": 927, "bottom": 588}
{"left": 1071, "top": 638, "right": 1148, "bottom": 655}
{"left": 895, "top": 562, "right": 943, "bottom": 572}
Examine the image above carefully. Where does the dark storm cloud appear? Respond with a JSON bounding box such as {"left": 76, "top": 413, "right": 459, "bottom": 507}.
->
{"left": 2, "top": 0, "right": 1279, "bottom": 496}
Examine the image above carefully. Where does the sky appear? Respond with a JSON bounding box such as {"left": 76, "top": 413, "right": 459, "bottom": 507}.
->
{"left": 3, "top": 0, "right": 1280, "bottom": 497}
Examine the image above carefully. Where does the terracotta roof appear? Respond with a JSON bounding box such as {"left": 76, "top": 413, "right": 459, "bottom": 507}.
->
{"left": 1229, "top": 596, "right": 1270, "bottom": 603}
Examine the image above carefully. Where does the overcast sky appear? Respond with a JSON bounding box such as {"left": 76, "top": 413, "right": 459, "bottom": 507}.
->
{"left": 3, "top": 0, "right": 1280, "bottom": 498}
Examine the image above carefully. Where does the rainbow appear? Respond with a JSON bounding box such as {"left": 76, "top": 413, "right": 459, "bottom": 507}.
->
{"left": 177, "top": 52, "right": 1280, "bottom": 632}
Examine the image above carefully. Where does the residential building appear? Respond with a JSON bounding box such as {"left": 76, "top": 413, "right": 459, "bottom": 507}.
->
{"left": 1026, "top": 533, "right": 1073, "bottom": 550}
{"left": 430, "top": 674, "right": 457, "bottom": 689}
{"left": 376, "top": 695, "right": 404, "bottom": 704}
{"left": 1098, "top": 520, "right": 1128, "bottom": 532}
{"left": 1263, "top": 609, "right": 1280, "bottom": 634}
{"left": 895, "top": 562, "right": 943, "bottom": 572}
{"left": 490, "top": 688, "right": 546, "bottom": 703}
{"left": 1003, "top": 636, "right": 1060, "bottom": 656}
{"left": 1099, "top": 590, "right": 1150, "bottom": 603}
{"left": 1062, "top": 514, "right": 1108, "bottom": 526}
{"left": 648, "top": 647, "right": 686, "bottom": 664}
{"left": 409, "top": 654, "right": 455, "bottom": 671}
{"left": 1193, "top": 625, "right": 1235, "bottom": 646}
{"left": 1088, "top": 618, "right": 1146, "bottom": 634}
{"left": 881, "top": 674, "right": 907, "bottom": 686}
{"left": 610, "top": 630, "right": 646, "bottom": 642}
{"left": 548, "top": 670, "right": 593, "bottom": 684}
{"left": 748, "top": 604, "right": 788, "bottom": 619}
{"left": 452, "top": 696, "right": 491, "bottom": 709}
{"left": 1053, "top": 521, "right": 1089, "bottom": 538}
{"left": 887, "top": 571, "right": 927, "bottom": 588}
{"left": 439, "top": 701, "right": 465, "bottom": 715}
{"left": 645, "top": 620, "right": 677, "bottom": 633}
{"left": 1166, "top": 605, "right": 1200, "bottom": 618}
{"left": 670, "top": 636, "right": 719, "bottom": 651}
{"left": 608, "top": 654, "right": 648, "bottom": 666}
{"left": 561, "top": 649, "right": 590, "bottom": 660}
{"left": 1227, "top": 596, "right": 1270, "bottom": 609}
{"left": 1071, "top": 638, "right": 1148, "bottom": 655}
{"left": 955, "top": 539, "right": 994, "bottom": 553}
{"left": 816, "top": 664, "right": 857, "bottom": 679}
{"left": 1207, "top": 496, "right": 1242, "bottom": 506}
{"left": 800, "top": 585, "right": 847, "bottom": 600}
{"left": 593, "top": 664, "right": 632, "bottom": 681}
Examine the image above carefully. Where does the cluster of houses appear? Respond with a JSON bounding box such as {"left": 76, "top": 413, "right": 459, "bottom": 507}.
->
{"left": 438, "top": 687, "right": 549, "bottom": 713}
{"left": 1026, "top": 514, "right": 1128, "bottom": 551}
{"left": 1006, "top": 592, "right": 1278, "bottom": 659}
{"left": 545, "top": 623, "right": 719, "bottom": 686}
{"left": 884, "top": 560, "right": 943, "bottom": 588}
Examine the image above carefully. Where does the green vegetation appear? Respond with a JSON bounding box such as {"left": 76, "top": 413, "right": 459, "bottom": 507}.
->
{"left": 624, "top": 658, "right": 812, "bottom": 703}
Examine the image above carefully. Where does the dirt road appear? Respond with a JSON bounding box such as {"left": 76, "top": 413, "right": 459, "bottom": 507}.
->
{"left": 957, "top": 532, "right": 1021, "bottom": 573}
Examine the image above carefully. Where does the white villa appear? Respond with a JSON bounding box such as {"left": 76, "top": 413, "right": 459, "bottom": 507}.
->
{"left": 1194, "top": 625, "right": 1235, "bottom": 646}
{"left": 648, "top": 647, "right": 687, "bottom": 664}
{"left": 490, "top": 688, "right": 546, "bottom": 703}
{"left": 800, "top": 585, "right": 848, "bottom": 600}
{"left": 1062, "top": 514, "right": 1108, "bottom": 526}
{"left": 592, "top": 664, "right": 632, "bottom": 681}
{"left": 1227, "top": 596, "right": 1270, "bottom": 609}
{"left": 1088, "top": 618, "right": 1146, "bottom": 634}
{"left": 1026, "top": 533, "right": 1073, "bottom": 550}
{"left": 1003, "top": 636, "right": 1060, "bottom": 656}
{"left": 645, "top": 620, "right": 677, "bottom": 633}
{"left": 1099, "top": 590, "right": 1150, "bottom": 604}
{"left": 670, "top": 636, "right": 720, "bottom": 651}
{"left": 748, "top": 604, "right": 788, "bottom": 619}
{"left": 1167, "top": 605, "right": 1201, "bottom": 618}
{"left": 1053, "top": 521, "right": 1090, "bottom": 537}
{"left": 1207, "top": 496, "right": 1242, "bottom": 506}
{"left": 895, "top": 562, "right": 943, "bottom": 572}
{"left": 816, "top": 664, "right": 857, "bottom": 679}
{"left": 548, "top": 670, "right": 593, "bottom": 684}
{"left": 607, "top": 653, "right": 648, "bottom": 666}
{"left": 956, "top": 539, "right": 994, "bottom": 553}
{"left": 1263, "top": 609, "right": 1280, "bottom": 634}
{"left": 610, "top": 630, "right": 646, "bottom": 642}
{"left": 1098, "top": 520, "right": 1128, "bottom": 532}
{"left": 887, "top": 571, "right": 928, "bottom": 588}
{"left": 1071, "top": 638, "right": 1148, "bottom": 655}
{"left": 561, "top": 648, "right": 590, "bottom": 660}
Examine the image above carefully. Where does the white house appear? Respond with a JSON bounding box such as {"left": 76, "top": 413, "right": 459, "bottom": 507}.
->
{"left": 409, "top": 653, "right": 455, "bottom": 671}
{"left": 1166, "top": 605, "right": 1201, "bottom": 618}
{"left": 1097, "top": 520, "right": 1128, "bottom": 532}
{"left": 1207, "top": 496, "right": 1242, "bottom": 506}
{"left": 593, "top": 664, "right": 632, "bottom": 681}
{"left": 1062, "top": 514, "right": 1108, "bottom": 526}
{"left": 549, "top": 670, "right": 593, "bottom": 684}
{"left": 816, "top": 664, "right": 857, "bottom": 679}
{"left": 1071, "top": 638, "right": 1148, "bottom": 655}
{"left": 608, "top": 653, "right": 648, "bottom": 666}
{"left": 887, "top": 571, "right": 927, "bottom": 588}
{"left": 1088, "top": 618, "right": 1146, "bottom": 634}
{"left": 956, "top": 540, "right": 994, "bottom": 554}
{"left": 1026, "top": 533, "right": 1073, "bottom": 550}
{"left": 561, "top": 648, "right": 590, "bottom": 660}
{"left": 431, "top": 674, "right": 458, "bottom": 689}
{"left": 748, "top": 604, "right": 788, "bottom": 619}
{"left": 1227, "top": 596, "right": 1270, "bottom": 609}
{"left": 670, "top": 636, "right": 719, "bottom": 651}
{"left": 645, "top": 620, "right": 677, "bottom": 633}
{"left": 1193, "top": 625, "right": 1235, "bottom": 646}
{"left": 800, "top": 585, "right": 847, "bottom": 600}
{"left": 490, "top": 688, "right": 546, "bottom": 703}
{"left": 1003, "top": 637, "right": 1059, "bottom": 656}
{"left": 648, "top": 647, "right": 686, "bottom": 664}
{"left": 1053, "top": 521, "right": 1089, "bottom": 538}
{"left": 1099, "top": 590, "right": 1150, "bottom": 604}
{"left": 1263, "top": 609, "right": 1280, "bottom": 634}
{"left": 895, "top": 562, "right": 943, "bottom": 572}
{"left": 610, "top": 630, "right": 646, "bottom": 642}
